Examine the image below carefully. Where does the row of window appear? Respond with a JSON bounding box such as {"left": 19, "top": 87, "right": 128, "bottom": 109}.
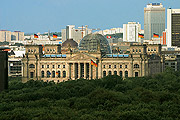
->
{"left": 41, "top": 71, "right": 66, "bottom": 78}
{"left": 42, "top": 65, "right": 65, "bottom": 69}
{"left": 103, "top": 64, "right": 139, "bottom": 69}
{"left": 46, "top": 48, "right": 55, "bottom": 52}
{"left": 103, "top": 71, "right": 129, "bottom": 77}
{"left": 28, "top": 49, "right": 37, "bottom": 53}
{"left": 29, "top": 64, "right": 66, "bottom": 69}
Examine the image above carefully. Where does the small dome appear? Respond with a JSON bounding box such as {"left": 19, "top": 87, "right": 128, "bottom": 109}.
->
{"left": 79, "top": 33, "right": 111, "bottom": 54}
{"left": 62, "top": 39, "right": 78, "bottom": 48}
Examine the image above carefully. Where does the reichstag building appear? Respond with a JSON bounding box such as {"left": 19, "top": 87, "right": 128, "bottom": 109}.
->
{"left": 22, "top": 33, "right": 164, "bottom": 83}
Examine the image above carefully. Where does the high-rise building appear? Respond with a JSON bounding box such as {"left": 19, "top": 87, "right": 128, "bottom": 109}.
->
{"left": 123, "top": 22, "right": 141, "bottom": 42}
{"left": 0, "top": 30, "right": 24, "bottom": 42}
{"left": 61, "top": 25, "right": 92, "bottom": 43}
{"left": 0, "top": 30, "right": 11, "bottom": 42}
{"left": 144, "top": 3, "right": 165, "bottom": 40}
{"left": 167, "top": 9, "right": 180, "bottom": 47}
{"left": 11, "top": 31, "right": 24, "bottom": 41}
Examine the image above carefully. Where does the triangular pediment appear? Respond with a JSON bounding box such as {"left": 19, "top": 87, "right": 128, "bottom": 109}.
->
{"left": 68, "top": 52, "right": 97, "bottom": 61}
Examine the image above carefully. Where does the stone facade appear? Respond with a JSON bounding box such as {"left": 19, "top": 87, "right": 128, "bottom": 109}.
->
{"left": 22, "top": 44, "right": 164, "bottom": 83}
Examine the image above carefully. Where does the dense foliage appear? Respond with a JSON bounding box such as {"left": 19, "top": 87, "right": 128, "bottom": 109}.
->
{"left": 1, "top": 69, "right": 180, "bottom": 119}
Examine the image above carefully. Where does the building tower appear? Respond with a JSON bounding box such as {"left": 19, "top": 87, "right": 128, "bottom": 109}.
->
{"left": 144, "top": 3, "right": 165, "bottom": 40}
{"left": 167, "top": 9, "right": 180, "bottom": 47}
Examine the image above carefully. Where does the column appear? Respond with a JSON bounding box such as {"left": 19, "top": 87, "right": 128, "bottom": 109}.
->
{"left": 69, "top": 63, "right": 71, "bottom": 79}
{"left": 89, "top": 62, "right": 92, "bottom": 79}
{"left": 78, "top": 63, "right": 81, "bottom": 79}
{"left": 84, "top": 63, "right": 87, "bottom": 79}
{"left": 73, "top": 63, "right": 75, "bottom": 80}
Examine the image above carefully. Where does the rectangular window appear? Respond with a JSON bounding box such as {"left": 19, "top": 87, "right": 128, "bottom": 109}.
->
{"left": 30, "top": 72, "right": 34, "bottom": 78}
{"left": 42, "top": 65, "right": 44, "bottom": 68}
{"left": 125, "top": 65, "right": 127, "bottom": 68}
{"left": 58, "top": 65, "right": 60, "bottom": 68}
{"left": 109, "top": 65, "right": 111, "bottom": 68}
{"left": 103, "top": 65, "right": 106, "bottom": 68}
{"left": 53, "top": 65, "right": 55, "bottom": 68}
{"left": 120, "top": 65, "right": 122, "bottom": 68}
{"left": 114, "top": 65, "right": 116, "bottom": 68}
{"left": 47, "top": 65, "right": 49, "bottom": 68}
{"left": 63, "top": 65, "right": 65, "bottom": 68}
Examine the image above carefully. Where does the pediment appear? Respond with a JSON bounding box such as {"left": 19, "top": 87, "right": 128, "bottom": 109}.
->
{"left": 68, "top": 52, "right": 96, "bottom": 61}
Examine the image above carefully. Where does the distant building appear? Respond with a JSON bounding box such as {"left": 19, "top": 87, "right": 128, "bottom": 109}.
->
{"left": 96, "top": 28, "right": 123, "bottom": 35}
{"left": 0, "top": 49, "right": 8, "bottom": 92}
{"left": 0, "top": 30, "right": 24, "bottom": 42}
{"left": 167, "top": 9, "right": 180, "bottom": 47}
{"left": 11, "top": 31, "right": 24, "bottom": 41}
{"left": 0, "top": 30, "right": 11, "bottom": 42}
{"left": 123, "top": 22, "right": 141, "bottom": 42}
{"left": 61, "top": 25, "right": 92, "bottom": 44}
{"left": 144, "top": 3, "right": 165, "bottom": 40}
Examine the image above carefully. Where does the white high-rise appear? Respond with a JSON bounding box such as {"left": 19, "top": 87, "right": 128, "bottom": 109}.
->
{"left": 167, "top": 9, "right": 180, "bottom": 47}
{"left": 123, "top": 22, "right": 141, "bottom": 42}
{"left": 61, "top": 25, "right": 92, "bottom": 43}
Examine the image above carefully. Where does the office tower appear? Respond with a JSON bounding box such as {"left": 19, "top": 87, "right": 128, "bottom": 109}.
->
{"left": 144, "top": 3, "right": 165, "bottom": 40}
{"left": 167, "top": 9, "right": 180, "bottom": 47}
{"left": 0, "top": 49, "right": 8, "bottom": 92}
{"left": 123, "top": 22, "right": 141, "bottom": 42}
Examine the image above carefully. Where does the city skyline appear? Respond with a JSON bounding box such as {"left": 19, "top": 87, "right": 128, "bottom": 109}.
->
{"left": 0, "top": 0, "right": 179, "bottom": 33}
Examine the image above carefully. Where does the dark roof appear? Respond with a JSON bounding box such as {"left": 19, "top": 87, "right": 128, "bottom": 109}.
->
{"left": 62, "top": 39, "right": 78, "bottom": 48}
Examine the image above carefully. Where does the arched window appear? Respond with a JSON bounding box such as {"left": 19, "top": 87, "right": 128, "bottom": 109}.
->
{"left": 47, "top": 71, "right": 51, "bottom": 78}
{"left": 119, "top": 71, "right": 122, "bottom": 77}
{"left": 134, "top": 64, "right": 139, "bottom": 68}
{"left": 108, "top": 71, "right": 112, "bottom": 75}
{"left": 29, "top": 64, "right": 35, "bottom": 68}
{"left": 41, "top": 71, "right": 44, "bottom": 78}
{"left": 63, "top": 71, "right": 66, "bottom": 78}
{"left": 125, "top": 71, "right": 128, "bottom": 77}
{"left": 139, "top": 49, "right": 141, "bottom": 52}
{"left": 58, "top": 71, "right": 60, "bottom": 78}
{"left": 114, "top": 71, "right": 117, "bottom": 75}
{"left": 52, "top": 71, "right": 55, "bottom": 78}
{"left": 103, "top": 71, "right": 106, "bottom": 77}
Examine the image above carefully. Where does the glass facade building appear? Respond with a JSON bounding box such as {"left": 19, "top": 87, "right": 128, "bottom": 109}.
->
{"left": 144, "top": 3, "right": 165, "bottom": 40}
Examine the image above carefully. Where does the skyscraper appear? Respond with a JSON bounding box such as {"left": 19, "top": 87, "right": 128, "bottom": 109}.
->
{"left": 167, "top": 9, "right": 180, "bottom": 47}
{"left": 144, "top": 3, "right": 165, "bottom": 40}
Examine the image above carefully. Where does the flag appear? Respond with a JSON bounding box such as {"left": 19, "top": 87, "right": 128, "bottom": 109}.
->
{"left": 153, "top": 33, "right": 159, "bottom": 38}
{"left": 138, "top": 33, "right": 144, "bottom": 38}
{"left": 48, "top": 71, "right": 51, "bottom": 75}
{"left": 107, "top": 36, "right": 111, "bottom": 39}
{"left": 53, "top": 34, "right": 58, "bottom": 38}
{"left": 91, "top": 59, "right": 98, "bottom": 67}
{"left": 34, "top": 34, "right": 38, "bottom": 38}
{"left": 56, "top": 72, "right": 58, "bottom": 75}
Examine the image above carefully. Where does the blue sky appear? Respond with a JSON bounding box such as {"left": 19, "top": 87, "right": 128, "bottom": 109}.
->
{"left": 0, "top": 0, "right": 179, "bottom": 33}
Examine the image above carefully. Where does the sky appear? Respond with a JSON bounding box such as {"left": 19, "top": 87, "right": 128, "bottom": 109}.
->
{"left": 0, "top": 0, "right": 179, "bottom": 33}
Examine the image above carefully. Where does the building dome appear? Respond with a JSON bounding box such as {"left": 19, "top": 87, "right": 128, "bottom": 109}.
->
{"left": 79, "top": 33, "right": 111, "bottom": 54}
{"left": 62, "top": 39, "right": 78, "bottom": 48}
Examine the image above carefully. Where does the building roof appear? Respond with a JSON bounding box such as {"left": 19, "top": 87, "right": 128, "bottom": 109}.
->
{"left": 79, "top": 33, "right": 111, "bottom": 54}
{"left": 62, "top": 39, "right": 78, "bottom": 48}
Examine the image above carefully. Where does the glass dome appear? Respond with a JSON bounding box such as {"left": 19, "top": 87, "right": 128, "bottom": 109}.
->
{"left": 79, "top": 33, "right": 111, "bottom": 54}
